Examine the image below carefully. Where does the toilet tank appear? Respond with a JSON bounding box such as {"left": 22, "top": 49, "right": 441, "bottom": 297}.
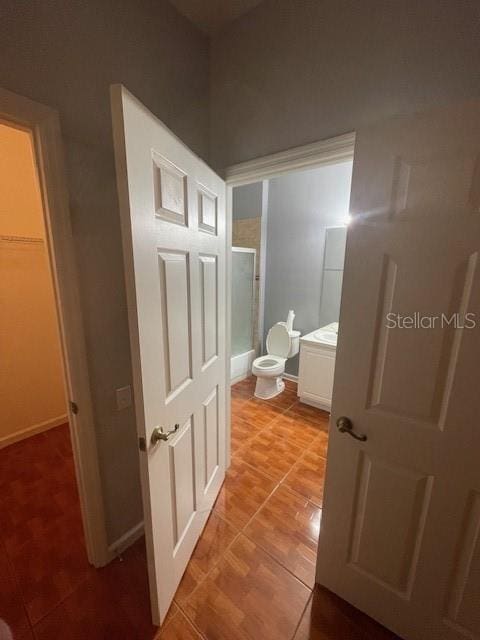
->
{"left": 288, "top": 330, "right": 301, "bottom": 357}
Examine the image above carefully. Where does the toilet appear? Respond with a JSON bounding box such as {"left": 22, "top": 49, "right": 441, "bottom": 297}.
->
{"left": 252, "top": 322, "right": 301, "bottom": 399}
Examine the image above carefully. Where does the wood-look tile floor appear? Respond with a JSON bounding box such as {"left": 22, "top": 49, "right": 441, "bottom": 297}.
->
{"left": 0, "top": 384, "right": 399, "bottom": 639}
{"left": 166, "top": 377, "right": 399, "bottom": 640}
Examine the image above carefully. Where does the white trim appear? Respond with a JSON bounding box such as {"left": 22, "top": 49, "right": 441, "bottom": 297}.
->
{"left": 0, "top": 414, "right": 68, "bottom": 449}
{"left": 0, "top": 87, "right": 109, "bottom": 567}
{"left": 298, "top": 395, "right": 331, "bottom": 413}
{"left": 225, "top": 186, "right": 233, "bottom": 469}
{"left": 226, "top": 132, "right": 356, "bottom": 186}
{"left": 283, "top": 372, "right": 299, "bottom": 383}
{"left": 232, "top": 246, "right": 256, "bottom": 253}
{"left": 257, "top": 180, "right": 269, "bottom": 354}
{"left": 108, "top": 521, "right": 145, "bottom": 557}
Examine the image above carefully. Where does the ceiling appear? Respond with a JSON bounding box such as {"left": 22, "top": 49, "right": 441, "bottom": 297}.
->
{"left": 169, "top": 0, "right": 264, "bottom": 35}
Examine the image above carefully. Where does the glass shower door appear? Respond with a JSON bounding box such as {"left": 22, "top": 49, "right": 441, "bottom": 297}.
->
{"left": 231, "top": 247, "right": 256, "bottom": 357}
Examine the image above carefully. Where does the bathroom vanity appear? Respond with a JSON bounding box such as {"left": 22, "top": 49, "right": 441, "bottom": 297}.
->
{"left": 298, "top": 322, "right": 338, "bottom": 411}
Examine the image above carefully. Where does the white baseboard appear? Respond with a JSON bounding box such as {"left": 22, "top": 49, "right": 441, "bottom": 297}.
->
{"left": 283, "top": 373, "right": 298, "bottom": 383}
{"left": 299, "top": 395, "right": 331, "bottom": 413}
{"left": 0, "top": 414, "right": 69, "bottom": 449}
{"left": 108, "top": 521, "right": 144, "bottom": 557}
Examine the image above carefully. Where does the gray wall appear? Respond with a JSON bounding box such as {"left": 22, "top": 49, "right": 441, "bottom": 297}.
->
{"left": 210, "top": 0, "right": 480, "bottom": 172}
{"left": 0, "top": 0, "right": 209, "bottom": 543}
{"left": 264, "top": 161, "right": 352, "bottom": 375}
{"left": 232, "top": 182, "right": 263, "bottom": 219}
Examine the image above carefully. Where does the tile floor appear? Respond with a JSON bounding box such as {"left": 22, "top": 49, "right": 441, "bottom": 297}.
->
{"left": 0, "top": 381, "right": 399, "bottom": 639}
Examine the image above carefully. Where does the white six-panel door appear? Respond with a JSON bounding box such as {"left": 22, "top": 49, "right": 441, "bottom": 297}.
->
{"left": 317, "top": 102, "right": 480, "bottom": 640}
{"left": 111, "top": 86, "right": 227, "bottom": 625}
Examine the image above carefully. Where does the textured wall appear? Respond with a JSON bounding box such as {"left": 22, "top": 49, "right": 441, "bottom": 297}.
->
{"left": 0, "top": 0, "right": 209, "bottom": 543}
{"left": 210, "top": 0, "right": 480, "bottom": 172}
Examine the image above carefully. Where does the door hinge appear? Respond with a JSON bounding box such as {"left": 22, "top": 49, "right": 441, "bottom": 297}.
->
{"left": 70, "top": 401, "right": 79, "bottom": 415}
{"left": 138, "top": 436, "right": 146, "bottom": 452}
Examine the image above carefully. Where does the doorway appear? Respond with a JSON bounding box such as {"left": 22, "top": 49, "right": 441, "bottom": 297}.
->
{"left": 0, "top": 87, "right": 115, "bottom": 637}
{"left": 0, "top": 119, "right": 92, "bottom": 629}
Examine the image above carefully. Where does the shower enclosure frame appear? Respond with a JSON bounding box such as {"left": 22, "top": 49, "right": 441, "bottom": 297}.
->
{"left": 231, "top": 246, "right": 257, "bottom": 383}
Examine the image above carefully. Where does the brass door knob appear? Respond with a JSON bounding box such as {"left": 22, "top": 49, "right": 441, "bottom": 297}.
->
{"left": 336, "top": 416, "right": 367, "bottom": 442}
{"left": 151, "top": 424, "right": 179, "bottom": 445}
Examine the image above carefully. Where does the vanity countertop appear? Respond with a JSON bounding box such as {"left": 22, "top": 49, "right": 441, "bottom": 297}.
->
{"left": 301, "top": 322, "right": 338, "bottom": 348}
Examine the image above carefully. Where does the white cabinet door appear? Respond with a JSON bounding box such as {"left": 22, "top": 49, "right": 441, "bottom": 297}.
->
{"left": 298, "top": 345, "right": 335, "bottom": 409}
{"left": 317, "top": 102, "right": 480, "bottom": 640}
{"left": 111, "top": 86, "right": 227, "bottom": 625}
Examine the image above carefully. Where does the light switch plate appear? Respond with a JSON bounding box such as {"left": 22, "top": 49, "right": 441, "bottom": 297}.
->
{"left": 116, "top": 385, "right": 132, "bottom": 411}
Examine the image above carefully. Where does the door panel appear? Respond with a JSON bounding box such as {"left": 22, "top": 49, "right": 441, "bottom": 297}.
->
{"left": 198, "top": 184, "right": 218, "bottom": 234}
{"left": 203, "top": 387, "right": 219, "bottom": 490}
{"left": 158, "top": 250, "right": 192, "bottom": 396}
{"left": 153, "top": 151, "right": 188, "bottom": 225}
{"left": 169, "top": 419, "right": 196, "bottom": 547}
{"left": 349, "top": 452, "right": 433, "bottom": 597}
{"left": 317, "top": 102, "right": 480, "bottom": 640}
{"left": 111, "top": 85, "right": 227, "bottom": 625}
{"left": 199, "top": 255, "right": 218, "bottom": 367}
{"left": 446, "top": 490, "right": 480, "bottom": 637}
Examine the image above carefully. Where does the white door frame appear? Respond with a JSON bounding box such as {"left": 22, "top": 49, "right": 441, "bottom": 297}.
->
{"left": 225, "top": 132, "right": 356, "bottom": 186}
{"left": 0, "top": 87, "right": 109, "bottom": 567}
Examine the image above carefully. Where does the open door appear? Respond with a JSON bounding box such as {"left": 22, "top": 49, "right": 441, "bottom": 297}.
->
{"left": 317, "top": 102, "right": 480, "bottom": 640}
{"left": 111, "top": 86, "right": 227, "bottom": 625}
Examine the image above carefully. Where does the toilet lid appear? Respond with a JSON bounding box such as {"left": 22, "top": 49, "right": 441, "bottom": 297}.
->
{"left": 266, "top": 323, "right": 291, "bottom": 358}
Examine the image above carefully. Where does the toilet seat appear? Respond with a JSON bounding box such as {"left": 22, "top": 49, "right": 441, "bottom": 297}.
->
{"left": 251, "top": 354, "right": 286, "bottom": 377}
{"left": 252, "top": 321, "right": 300, "bottom": 400}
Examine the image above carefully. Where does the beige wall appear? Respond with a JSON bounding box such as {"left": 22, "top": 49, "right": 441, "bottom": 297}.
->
{"left": 0, "top": 125, "right": 44, "bottom": 238}
{"left": 210, "top": 0, "right": 480, "bottom": 172}
{"left": 0, "top": 124, "right": 66, "bottom": 447}
{"left": 0, "top": 0, "right": 209, "bottom": 542}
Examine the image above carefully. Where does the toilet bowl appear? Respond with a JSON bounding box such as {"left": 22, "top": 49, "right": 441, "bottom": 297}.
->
{"left": 252, "top": 323, "right": 300, "bottom": 399}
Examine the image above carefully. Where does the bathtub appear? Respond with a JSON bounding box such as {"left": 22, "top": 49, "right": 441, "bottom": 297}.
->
{"left": 230, "top": 349, "right": 256, "bottom": 384}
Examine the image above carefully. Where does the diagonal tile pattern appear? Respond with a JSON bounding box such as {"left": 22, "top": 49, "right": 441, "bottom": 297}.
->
{"left": 0, "top": 381, "right": 399, "bottom": 639}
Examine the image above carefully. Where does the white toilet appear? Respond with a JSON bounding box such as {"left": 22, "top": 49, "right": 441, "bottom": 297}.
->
{"left": 252, "top": 322, "right": 301, "bottom": 399}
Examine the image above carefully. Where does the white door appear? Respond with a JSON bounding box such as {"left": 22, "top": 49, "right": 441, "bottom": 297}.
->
{"left": 317, "top": 102, "right": 480, "bottom": 640}
{"left": 111, "top": 86, "right": 227, "bottom": 625}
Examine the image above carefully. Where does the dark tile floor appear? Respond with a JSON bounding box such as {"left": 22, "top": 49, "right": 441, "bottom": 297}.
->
{"left": 0, "top": 381, "right": 399, "bottom": 639}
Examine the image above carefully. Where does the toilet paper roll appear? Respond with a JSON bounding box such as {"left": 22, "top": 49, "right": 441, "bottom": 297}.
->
{"left": 286, "top": 309, "right": 295, "bottom": 332}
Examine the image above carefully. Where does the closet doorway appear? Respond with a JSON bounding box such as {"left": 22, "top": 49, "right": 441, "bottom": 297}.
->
{"left": 0, "top": 119, "right": 92, "bottom": 628}
{"left": 0, "top": 87, "right": 108, "bottom": 637}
